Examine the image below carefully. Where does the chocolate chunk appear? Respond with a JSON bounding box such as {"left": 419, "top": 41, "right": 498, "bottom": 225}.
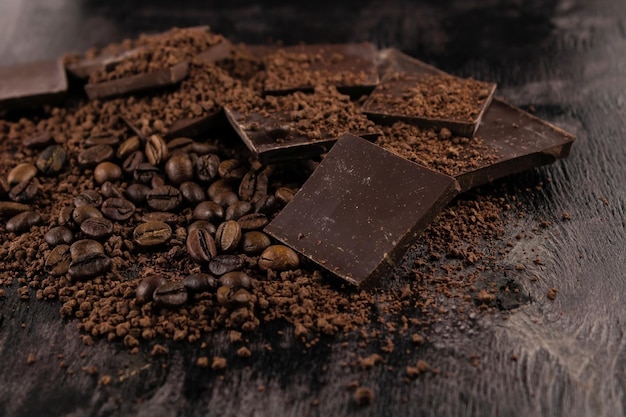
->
{"left": 195, "top": 39, "right": 234, "bottom": 64}
{"left": 457, "top": 99, "right": 576, "bottom": 190}
{"left": 262, "top": 43, "right": 379, "bottom": 96}
{"left": 66, "top": 48, "right": 143, "bottom": 79}
{"left": 265, "top": 134, "right": 460, "bottom": 287}
{"left": 84, "top": 61, "right": 189, "bottom": 100}
{"left": 224, "top": 87, "right": 380, "bottom": 163}
{"left": 362, "top": 72, "right": 496, "bottom": 138}
{"left": 166, "top": 110, "right": 224, "bottom": 139}
{"left": 0, "top": 58, "right": 67, "bottom": 112}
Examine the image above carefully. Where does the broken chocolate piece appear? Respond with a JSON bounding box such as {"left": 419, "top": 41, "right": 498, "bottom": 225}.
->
{"left": 362, "top": 72, "right": 496, "bottom": 137}
{"left": 84, "top": 61, "right": 189, "bottom": 100}
{"left": 195, "top": 39, "right": 234, "bottom": 64}
{"left": 265, "top": 133, "right": 460, "bottom": 287}
{"left": 224, "top": 86, "right": 379, "bottom": 163}
{"left": 0, "top": 58, "right": 67, "bottom": 112}
{"left": 66, "top": 48, "right": 143, "bottom": 80}
{"left": 166, "top": 111, "right": 225, "bottom": 139}
{"left": 458, "top": 98, "right": 576, "bottom": 190}
{"left": 262, "top": 43, "right": 379, "bottom": 96}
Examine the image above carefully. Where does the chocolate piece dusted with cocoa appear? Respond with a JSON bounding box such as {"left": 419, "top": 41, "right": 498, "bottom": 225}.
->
{"left": 362, "top": 72, "right": 496, "bottom": 137}
{"left": 0, "top": 58, "right": 67, "bottom": 112}
{"left": 461, "top": 98, "right": 576, "bottom": 190}
{"left": 84, "top": 61, "right": 189, "bottom": 100}
{"left": 262, "top": 43, "right": 379, "bottom": 96}
{"left": 265, "top": 134, "right": 460, "bottom": 287}
{"left": 225, "top": 86, "right": 380, "bottom": 162}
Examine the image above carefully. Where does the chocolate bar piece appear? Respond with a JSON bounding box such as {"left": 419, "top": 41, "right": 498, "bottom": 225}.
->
{"left": 224, "top": 87, "right": 379, "bottom": 163}
{"left": 363, "top": 72, "right": 496, "bottom": 137}
{"left": 458, "top": 98, "right": 576, "bottom": 190}
{"left": 166, "top": 111, "right": 224, "bottom": 139}
{"left": 67, "top": 48, "right": 143, "bottom": 80}
{"left": 265, "top": 134, "right": 460, "bottom": 287}
{"left": 262, "top": 43, "right": 379, "bottom": 96}
{"left": 0, "top": 58, "right": 68, "bottom": 112}
{"left": 84, "top": 61, "right": 189, "bottom": 100}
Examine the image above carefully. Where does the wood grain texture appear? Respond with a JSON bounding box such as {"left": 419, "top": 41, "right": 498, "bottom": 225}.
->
{"left": 1, "top": 0, "right": 625, "bottom": 416}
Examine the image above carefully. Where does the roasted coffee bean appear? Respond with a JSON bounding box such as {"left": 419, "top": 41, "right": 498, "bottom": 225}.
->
{"left": 57, "top": 206, "right": 74, "bottom": 227}
{"left": 179, "top": 181, "right": 205, "bottom": 205}
{"left": 133, "top": 222, "right": 172, "bottom": 247}
{"left": 153, "top": 282, "right": 188, "bottom": 307}
{"left": 194, "top": 153, "right": 220, "bottom": 182}
{"left": 136, "top": 274, "right": 168, "bottom": 304}
{"left": 209, "top": 255, "right": 244, "bottom": 276}
{"left": 275, "top": 187, "right": 297, "bottom": 205}
{"left": 0, "top": 201, "right": 30, "bottom": 218}
{"left": 124, "top": 183, "right": 151, "bottom": 204}
{"left": 141, "top": 212, "right": 178, "bottom": 224}
{"left": 213, "top": 190, "right": 239, "bottom": 207}
{"left": 68, "top": 253, "right": 111, "bottom": 280}
{"left": 77, "top": 144, "right": 113, "bottom": 167}
{"left": 122, "top": 150, "right": 144, "bottom": 174}
{"left": 46, "top": 244, "right": 71, "bottom": 275}
{"left": 74, "top": 190, "right": 103, "bottom": 207}
{"left": 241, "top": 231, "right": 272, "bottom": 255}
{"left": 72, "top": 205, "right": 103, "bottom": 226}
{"left": 165, "top": 153, "right": 193, "bottom": 185}
{"left": 145, "top": 134, "right": 168, "bottom": 166}
{"left": 100, "top": 181, "right": 123, "bottom": 198}
{"left": 218, "top": 271, "right": 252, "bottom": 289}
{"left": 218, "top": 159, "right": 246, "bottom": 180}
{"left": 133, "top": 163, "right": 160, "bottom": 184}
{"left": 225, "top": 201, "right": 252, "bottom": 221}
{"left": 70, "top": 239, "right": 104, "bottom": 260}
{"left": 187, "top": 220, "right": 216, "bottom": 235}
{"left": 9, "top": 178, "right": 38, "bottom": 203}
{"left": 94, "top": 162, "right": 122, "bottom": 184}
{"left": 101, "top": 198, "right": 135, "bottom": 221}
{"left": 85, "top": 133, "right": 119, "bottom": 147}
{"left": 146, "top": 185, "right": 182, "bottom": 212}
{"left": 258, "top": 245, "right": 300, "bottom": 271}
{"left": 207, "top": 179, "right": 233, "bottom": 200}
{"left": 254, "top": 195, "right": 279, "bottom": 215}
{"left": 216, "top": 286, "right": 250, "bottom": 307}
{"left": 215, "top": 220, "right": 242, "bottom": 253}
{"left": 117, "top": 136, "right": 141, "bottom": 159}
{"left": 23, "top": 131, "right": 53, "bottom": 148}
{"left": 193, "top": 201, "right": 223, "bottom": 222}
{"left": 7, "top": 163, "right": 37, "bottom": 186}
{"left": 80, "top": 217, "right": 114, "bottom": 240}
{"left": 239, "top": 168, "right": 270, "bottom": 203}
{"left": 237, "top": 213, "right": 268, "bottom": 230}
{"left": 186, "top": 228, "right": 217, "bottom": 264}
{"left": 183, "top": 273, "right": 217, "bottom": 294}
{"left": 167, "top": 137, "right": 194, "bottom": 153}
{"left": 6, "top": 210, "right": 41, "bottom": 233}
{"left": 44, "top": 226, "right": 74, "bottom": 246}
{"left": 36, "top": 145, "right": 67, "bottom": 175}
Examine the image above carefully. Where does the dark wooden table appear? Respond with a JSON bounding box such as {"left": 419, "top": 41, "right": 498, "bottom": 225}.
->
{"left": 1, "top": 0, "right": 624, "bottom": 416}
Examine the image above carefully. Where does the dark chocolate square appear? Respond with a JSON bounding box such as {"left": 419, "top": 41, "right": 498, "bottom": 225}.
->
{"left": 262, "top": 43, "right": 379, "bottom": 96}
{"left": 362, "top": 72, "right": 496, "bottom": 138}
{"left": 0, "top": 58, "right": 67, "bottom": 111}
{"left": 264, "top": 133, "right": 460, "bottom": 287}
{"left": 458, "top": 98, "right": 576, "bottom": 190}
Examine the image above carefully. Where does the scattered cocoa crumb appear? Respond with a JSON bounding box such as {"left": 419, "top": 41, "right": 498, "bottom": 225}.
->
{"left": 196, "top": 357, "right": 209, "bottom": 368}
{"left": 547, "top": 288, "right": 558, "bottom": 300}
{"left": 211, "top": 357, "right": 227, "bottom": 370}
{"left": 99, "top": 375, "right": 112, "bottom": 386}
{"left": 26, "top": 353, "right": 36, "bottom": 365}
{"left": 236, "top": 347, "right": 252, "bottom": 358}
{"left": 353, "top": 386, "right": 375, "bottom": 406}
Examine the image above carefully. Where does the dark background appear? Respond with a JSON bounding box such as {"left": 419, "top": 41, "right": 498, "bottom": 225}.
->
{"left": 1, "top": 0, "right": 625, "bottom": 416}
